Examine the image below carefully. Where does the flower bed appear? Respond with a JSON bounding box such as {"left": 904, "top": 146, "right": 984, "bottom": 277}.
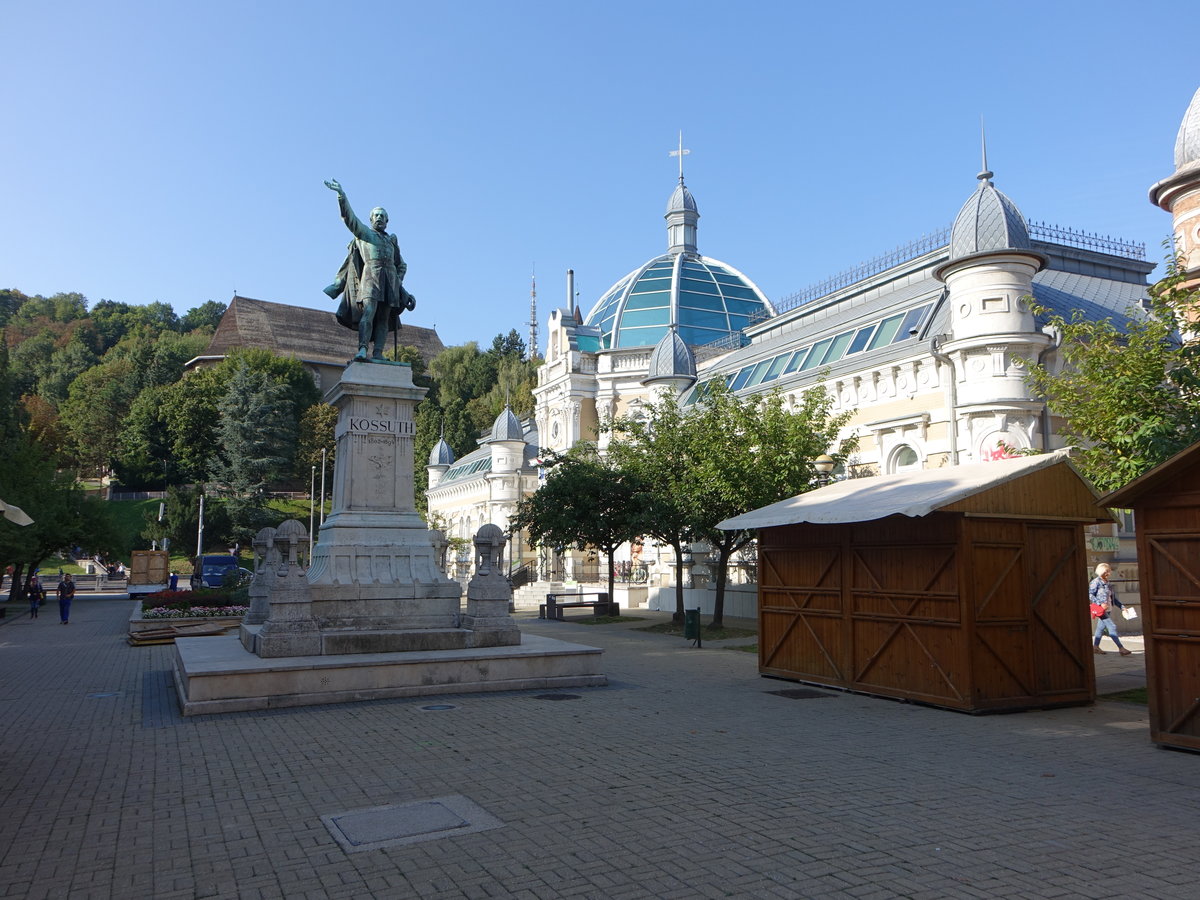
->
{"left": 142, "top": 604, "right": 249, "bottom": 619}
{"left": 129, "top": 595, "right": 248, "bottom": 634}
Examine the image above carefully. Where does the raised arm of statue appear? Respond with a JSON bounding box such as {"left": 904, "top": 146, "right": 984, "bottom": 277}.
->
{"left": 326, "top": 180, "right": 374, "bottom": 243}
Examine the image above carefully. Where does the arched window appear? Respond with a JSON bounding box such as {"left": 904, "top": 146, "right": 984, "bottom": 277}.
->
{"left": 888, "top": 444, "right": 921, "bottom": 474}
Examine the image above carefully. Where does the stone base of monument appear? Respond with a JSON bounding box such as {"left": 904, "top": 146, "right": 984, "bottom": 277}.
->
{"left": 173, "top": 631, "right": 606, "bottom": 716}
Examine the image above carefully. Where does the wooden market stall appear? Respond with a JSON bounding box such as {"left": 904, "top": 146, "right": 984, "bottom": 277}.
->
{"left": 1103, "top": 441, "right": 1200, "bottom": 752}
{"left": 719, "top": 451, "right": 1110, "bottom": 713}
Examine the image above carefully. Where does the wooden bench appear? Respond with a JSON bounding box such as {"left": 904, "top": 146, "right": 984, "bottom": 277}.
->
{"left": 539, "top": 592, "right": 619, "bottom": 620}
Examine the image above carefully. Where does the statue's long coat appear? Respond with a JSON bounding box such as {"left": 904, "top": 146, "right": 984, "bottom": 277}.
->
{"left": 323, "top": 195, "right": 416, "bottom": 332}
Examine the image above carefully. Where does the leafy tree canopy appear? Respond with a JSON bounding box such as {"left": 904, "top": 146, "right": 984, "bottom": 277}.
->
{"left": 1026, "top": 260, "right": 1200, "bottom": 492}
{"left": 606, "top": 379, "right": 855, "bottom": 624}
{"left": 511, "top": 444, "right": 648, "bottom": 598}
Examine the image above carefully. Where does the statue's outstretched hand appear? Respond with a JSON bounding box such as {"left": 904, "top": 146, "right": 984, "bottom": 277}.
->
{"left": 324, "top": 179, "right": 343, "bottom": 194}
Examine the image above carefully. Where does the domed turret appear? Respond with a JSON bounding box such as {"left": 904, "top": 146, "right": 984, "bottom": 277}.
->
{"left": 934, "top": 157, "right": 1052, "bottom": 419}
{"left": 1150, "top": 85, "right": 1200, "bottom": 283}
{"left": 643, "top": 326, "right": 697, "bottom": 393}
{"left": 428, "top": 435, "right": 455, "bottom": 467}
{"left": 489, "top": 405, "right": 523, "bottom": 443}
{"left": 426, "top": 427, "right": 455, "bottom": 490}
{"left": 947, "top": 169, "right": 1035, "bottom": 262}
{"left": 487, "top": 405, "right": 526, "bottom": 477}
{"left": 584, "top": 175, "right": 772, "bottom": 351}
{"left": 666, "top": 177, "right": 699, "bottom": 255}
{"left": 1173, "top": 84, "right": 1200, "bottom": 171}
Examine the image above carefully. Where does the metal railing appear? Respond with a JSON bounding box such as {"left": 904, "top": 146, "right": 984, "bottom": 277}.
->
{"left": 1027, "top": 221, "right": 1146, "bottom": 260}
{"left": 727, "top": 219, "right": 1149, "bottom": 331}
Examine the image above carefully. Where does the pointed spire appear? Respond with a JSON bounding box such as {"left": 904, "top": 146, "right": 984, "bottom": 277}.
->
{"left": 978, "top": 117, "right": 994, "bottom": 184}
{"left": 670, "top": 130, "right": 690, "bottom": 184}
{"left": 666, "top": 134, "right": 699, "bottom": 255}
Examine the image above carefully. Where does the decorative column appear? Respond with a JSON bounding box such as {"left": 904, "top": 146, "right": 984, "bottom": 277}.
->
{"left": 256, "top": 519, "right": 321, "bottom": 658}
{"left": 242, "top": 526, "right": 278, "bottom": 628}
{"left": 462, "top": 524, "right": 520, "bottom": 648}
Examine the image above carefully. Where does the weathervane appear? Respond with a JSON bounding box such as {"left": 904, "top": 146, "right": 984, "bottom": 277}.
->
{"left": 669, "top": 131, "right": 690, "bottom": 182}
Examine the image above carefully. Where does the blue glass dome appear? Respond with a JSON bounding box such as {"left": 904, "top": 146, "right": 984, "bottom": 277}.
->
{"left": 585, "top": 254, "right": 772, "bottom": 350}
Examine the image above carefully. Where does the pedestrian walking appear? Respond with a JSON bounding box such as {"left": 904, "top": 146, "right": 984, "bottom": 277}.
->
{"left": 1090, "top": 562, "right": 1132, "bottom": 656}
{"left": 57, "top": 573, "right": 75, "bottom": 624}
{"left": 28, "top": 573, "right": 41, "bottom": 619}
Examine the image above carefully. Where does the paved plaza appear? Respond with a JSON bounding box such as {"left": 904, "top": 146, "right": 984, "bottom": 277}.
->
{"left": 0, "top": 592, "right": 1194, "bottom": 899}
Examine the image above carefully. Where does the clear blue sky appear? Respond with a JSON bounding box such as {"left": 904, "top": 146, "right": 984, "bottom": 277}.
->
{"left": 3, "top": 0, "right": 1193, "bottom": 349}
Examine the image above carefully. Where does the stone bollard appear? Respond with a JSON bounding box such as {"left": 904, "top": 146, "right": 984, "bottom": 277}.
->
{"left": 242, "top": 526, "right": 279, "bottom": 627}
{"left": 255, "top": 519, "right": 322, "bottom": 658}
{"left": 462, "top": 524, "right": 520, "bottom": 648}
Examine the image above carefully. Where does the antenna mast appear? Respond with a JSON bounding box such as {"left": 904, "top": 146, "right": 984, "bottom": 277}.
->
{"left": 527, "top": 269, "right": 540, "bottom": 360}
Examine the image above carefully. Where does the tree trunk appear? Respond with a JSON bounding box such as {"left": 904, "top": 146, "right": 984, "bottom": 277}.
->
{"left": 711, "top": 538, "right": 737, "bottom": 626}
{"left": 605, "top": 546, "right": 616, "bottom": 607}
{"left": 672, "top": 540, "right": 686, "bottom": 624}
{"left": 8, "top": 562, "right": 26, "bottom": 603}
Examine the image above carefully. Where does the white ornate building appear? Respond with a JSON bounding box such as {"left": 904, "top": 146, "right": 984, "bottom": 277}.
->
{"left": 428, "top": 88, "right": 1200, "bottom": 612}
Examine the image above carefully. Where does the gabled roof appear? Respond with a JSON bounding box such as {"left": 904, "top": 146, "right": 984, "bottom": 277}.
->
{"left": 718, "top": 450, "right": 1109, "bottom": 530}
{"left": 203, "top": 295, "right": 444, "bottom": 367}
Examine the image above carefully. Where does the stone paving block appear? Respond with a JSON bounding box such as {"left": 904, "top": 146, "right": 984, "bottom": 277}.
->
{"left": 1, "top": 604, "right": 1198, "bottom": 898}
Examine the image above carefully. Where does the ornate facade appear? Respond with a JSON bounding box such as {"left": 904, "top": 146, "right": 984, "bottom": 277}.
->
{"left": 427, "top": 87, "right": 1199, "bottom": 612}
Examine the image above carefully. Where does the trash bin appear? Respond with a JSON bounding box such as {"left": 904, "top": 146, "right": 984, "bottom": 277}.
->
{"left": 684, "top": 608, "right": 701, "bottom": 644}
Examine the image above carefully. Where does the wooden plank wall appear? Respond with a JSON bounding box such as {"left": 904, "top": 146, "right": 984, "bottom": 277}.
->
{"left": 1132, "top": 495, "right": 1200, "bottom": 750}
{"left": 759, "top": 513, "right": 1094, "bottom": 712}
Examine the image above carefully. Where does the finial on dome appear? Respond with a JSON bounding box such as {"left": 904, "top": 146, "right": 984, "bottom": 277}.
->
{"left": 670, "top": 131, "right": 690, "bottom": 184}
{"left": 978, "top": 117, "right": 993, "bottom": 184}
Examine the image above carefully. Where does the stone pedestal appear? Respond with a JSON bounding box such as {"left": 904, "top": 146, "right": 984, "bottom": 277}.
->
{"left": 174, "top": 359, "right": 605, "bottom": 714}
{"left": 255, "top": 520, "right": 321, "bottom": 658}
{"left": 241, "top": 526, "right": 278, "bottom": 628}
{"left": 268, "top": 361, "right": 464, "bottom": 655}
{"left": 460, "top": 524, "right": 520, "bottom": 648}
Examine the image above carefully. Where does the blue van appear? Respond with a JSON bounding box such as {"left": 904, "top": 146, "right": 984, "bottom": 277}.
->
{"left": 196, "top": 555, "right": 244, "bottom": 588}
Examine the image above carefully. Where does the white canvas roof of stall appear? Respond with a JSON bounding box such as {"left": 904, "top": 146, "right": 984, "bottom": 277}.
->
{"left": 718, "top": 450, "right": 1086, "bottom": 530}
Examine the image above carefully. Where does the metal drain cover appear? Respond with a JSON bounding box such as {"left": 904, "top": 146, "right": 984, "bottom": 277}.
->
{"left": 767, "top": 688, "right": 835, "bottom": 700}
{"left": 323, "top": 795, "right": 502, "bottom": 853}
{"left": 533, "top": 693, "right": 580, "bottom": 701}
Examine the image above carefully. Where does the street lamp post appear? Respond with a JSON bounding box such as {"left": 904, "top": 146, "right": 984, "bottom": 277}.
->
{"left": 319, "top": 447, "right": 327, "bottom": 527}
{"left": 814, "top": 454, "right": 836, "bottom": 486}
{"left": 309, "top": 464, "right": 316, "bottom": 558}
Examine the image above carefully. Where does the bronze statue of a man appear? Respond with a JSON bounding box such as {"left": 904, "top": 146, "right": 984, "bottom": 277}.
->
{"left": 323, "top": 179, "right": 417, "bottom": 361}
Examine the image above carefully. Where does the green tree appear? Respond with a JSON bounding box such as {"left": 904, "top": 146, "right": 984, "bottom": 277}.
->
{"left": 207, "top": 358, "right": 296, "bottom": 545}
{"left": 9, "top": 291, "right": 88, "bottom": 325}
{"left": 0, "top": 289, "right": 30, "bottom": 328}
{"left": 59, "top": 358, "right": 140, "bottom": 474}
{"left": 1026, "top": 260, "right": 1200, "bottom": 492}
{"left": 179, "top": 300, "right": 227, "bottom": 333}
{"left": 607, "top": 380, "right": 854, "bottom": 625}
{"left": 606, "top": 393, "right": 701, "bottom": 623}
{"left": 161, "top": 365, "right": 228, "bottom": 482}
{"left": 295, "top": 402, "right": 338, "bottom": 480}
{"left": 8, "top": 329, "right": 56, "bottom": 399}
{"left": 39, "top": 336, "right": 99, "bottom": 405}
{"left": 0, "top": 431, "right": 121, "bottom": 600}
{"left": 511, "top": 444, "right": 647, "bottom": 601}
{"left": 115, "top": 384, "right": 177, "bottom": 487}
{"left": 158, "top": 349, "right": 317, "bottom": 486}
{"left": 488, "top": 329, "right": 526, "bottom": 361}
{"left": 690, "top": 381, "right": 854, "bottom": 624}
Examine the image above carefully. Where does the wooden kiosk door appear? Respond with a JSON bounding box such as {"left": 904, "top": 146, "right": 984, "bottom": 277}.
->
{"left": 1142, "top": 532, "right": 1200, "bottom": 751}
